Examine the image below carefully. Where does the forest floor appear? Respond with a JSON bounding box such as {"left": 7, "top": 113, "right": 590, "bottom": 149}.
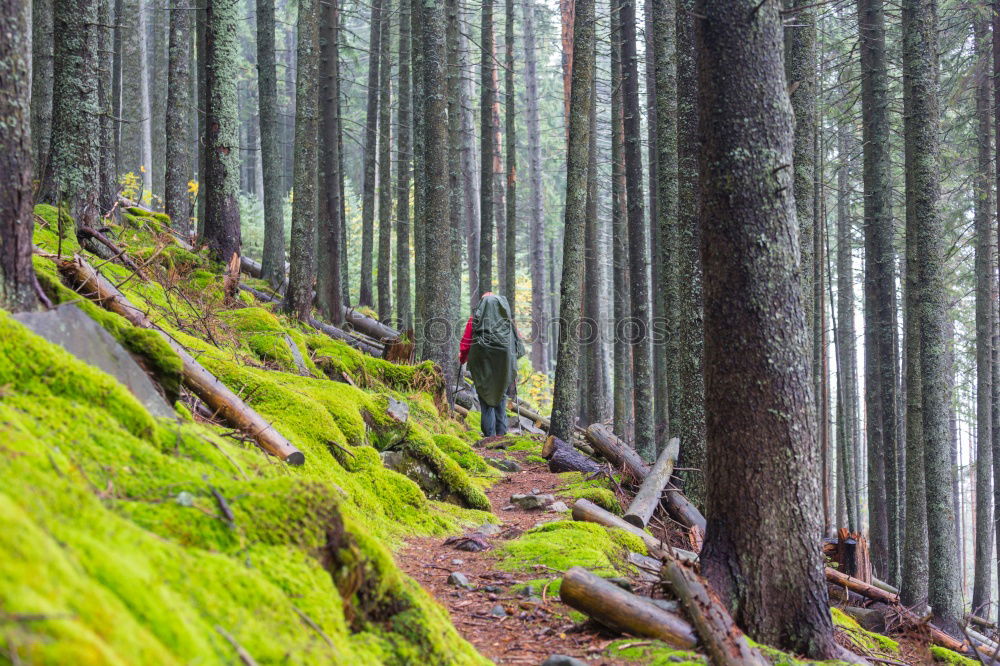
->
{"left": 398, "top": 441, "right": 640, "bottom": 665}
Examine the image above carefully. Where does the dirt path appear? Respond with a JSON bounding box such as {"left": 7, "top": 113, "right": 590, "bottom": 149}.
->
{"left": 396, "top": 443, "right": 634, "bottom": 665}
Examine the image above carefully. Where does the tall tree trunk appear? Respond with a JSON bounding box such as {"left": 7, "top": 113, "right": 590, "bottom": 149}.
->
{"left": 651, "top": 0, "right": 676, "bottom": 447}
{"left": 138, "top": 0, "right": 153, "bottom": 195}
{"left": 675, "top": 0, "right": 704, "bottom": 501}
{"left": 48, "top": 0, "right": 100, "bottom": 230}
{"left": 377, "top": 3, "right": 393, "bottom": 322}
{"left": 503, "top": 0, "right": 516, "bottom": 307}
{"left": 411, "top": 0, "right": 425, "bottom": 352}
{"left": 258, "top": 0, "right": 286, "bottom": 287}
{"left": 859, "top": 0, "right": 899, "bottom": 585}
{"left": 478, "top": 0, "right": 495, "bottom": 297}
{"left": 972, "top": 8, "right": 994, "bottom": 616}
{"left": 196, "top": 0, "right": 206, "bottom": 234}
{"left": 611, "top": 0, "right": 632, "bottom": 440}
{"left": 202, "top": 0, "right": 242, "bottom": 263}
{"left": 446, "top": 0, "right": 463, "bottom": 337}
{"left": 165, "top": 0, "right": 193, "bottom": 234}
{"left": 523, "top": 0, "right": 545, "bottom": 371}
{"left": 548, "top": 0, "right": 595, "bottom": 442}
{"left": 359, "top": 0, "right": 383, "bottom": 307}
{"left": 97, "top": 0, "right": 116, "bottom": 215}
{"left": 283, "top": 0, "right": 318, "bottom": 321}
{"left": 396, "top": 0, "right": 412, "bottom": 331}
{"left": 491, "top": 36, "right": 506, "bottom": 299}
{"left": 32, "top": 0, "right": 54, "bottom": 187}
{"left": 419, "top": 0, "right": 455, "bottom": 393}
{"left": 0, "top": 0, "right": 38, "bottom": 312}
{"left": 993, "top": 0, "right": 1000, "bottom": 611}
{"left": 835, "top": 120, "right": 860, "bottom": 532}
{"left": 902, "top": 0, "right": 961, "bottom": 632}
{"left": 459, "top": 5, "right": 480, "bottom": 313}
{"left": 621, "top": 0, "right": 653, "bottom": 460}
{"left": 697, "top": 1, "right": 837, "bottom": 655}
{"left": 317, "top": 0, "right": 343, "bottom": 324}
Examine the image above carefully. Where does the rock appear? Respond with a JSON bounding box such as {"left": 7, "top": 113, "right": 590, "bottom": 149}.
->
{"left": 175, "top": 491, "right": 195, "bottom": 507}
{"left": 481, "top": 435, "right": 512, "bottom": 449}
{"left": 283, "top": 334, "right": 310, "bottom": 376}
{"left": 844, "top": 605, "right": 887, "bottom": 633}
{"left": 477, "top": 523, "right": 502, "bottom": 536}
{"left": 518, "top": 416, "right": 546, "bottom": 435}
{"left": 502, "top": 504, "right": 515, "bottom": 511}
{"left": 488, "top": 458, "right": 521, "bottom": 473}
{"left": 386, "top": 396, "right": 409, "bottom": 423}
{"left": 15, "top": 304, "right": 175, "bottom": 418}
{"left": 451, "top": 559, "right": 464, "bottom": 565}
{"left": 380, "top": 450, "right": 463, "bottom": 505}
{"left": 541, "top": 655, "right": 588, "bottom": 666}
{"left": 488, "top": 604, "right": 507, "bottom": 618}
{"left": 532, "top": 488, "right": 541, "bottom": 495}
{"left": 510, "top": 493, "right": 556, "bottom": 510}
{"left": 482, "top": 585, "right": 501, "bottom": 593}
{"left": 447, "top": 572, "right": 471, "bottom": 588}
{"left": 548, "top": 501, "right": 569, "bottom": 513}
{"left": 519, "top": 585, "right": 538, "bottom": 597}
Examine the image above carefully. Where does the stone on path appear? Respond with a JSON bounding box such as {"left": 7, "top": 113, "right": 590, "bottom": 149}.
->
{"left": 510, "top": 493, "right": 555, "bottom": 510}
{"left": 541, "top": 655, "right": 588, "bottom": 666}
{"left": 548, "top": 501, "right": 569, "bottom": 513}
{"left": 488, "top": 604, "right": 507, "bottom": 618}
{"left": 447, "top": 572, "right": 471, "bottom": 588}
{"left": 488, "top": 458, "right": 521, "bottom": 473}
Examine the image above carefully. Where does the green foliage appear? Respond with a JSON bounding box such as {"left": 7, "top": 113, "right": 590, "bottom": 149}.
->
{"left": 559, "top": 471, "right": 624, "bottom": 514}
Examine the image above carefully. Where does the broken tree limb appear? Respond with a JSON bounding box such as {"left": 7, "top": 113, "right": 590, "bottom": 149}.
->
{"left": 660, "top": 554, "right": 768, "bottom": 666}
{"left": 585, "top": 423, "right": 707, "bottom": 539}
{"left": 559, "top": 566, "right": 698, "bottom": 649}
{"left": 58, "top": 255, "right": 305, "bottom": 465}
{"left": 624, "top": 437, "right": 680, "bottom": 528}
{"left": 571, "top": 499, "right": 698, "bottom": 563}
{"left": 543, "top": 436, "right": 602, "bottom": 474}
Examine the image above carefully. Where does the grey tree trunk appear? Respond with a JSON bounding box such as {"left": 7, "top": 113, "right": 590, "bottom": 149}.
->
{"left": 258, "top": 0, "right": 286, "bottom": 288}
{"left": 523, "top": 0, "right": 545, "bottom": 372}
{"left": 137, "top": 0, "right": 153, "bottom": 195}
{"left": 165, "top": 0, "right": 193, "bottom": 234}
{"left": 283, "top": 0, "right": 318, "bottom": 321}
{"left": 859, "top": 0, "right": 899, "bottom": 585}
{"left": 620, "top": 0, "right": 653, "bottom": 461}
{"left": 446, "top": 0, "right": 463, "bottom": 334}
{"left": 0, "top": 0, "right": 38, "bottom": 312}
{"left": 675, "top": 0, "right": 704, "bottom": 503}
{"left": 972, "top": 9, "right": 994, "bottom": 616}
{"left": 611, "top": 0, "right": 632, "bottom": 440}
{"left": 459, "top": 6, "right": 480, "bottom": 313}
{"left": 196, "top": 0, "right": 206, "bottom": 234}
{"left": 31, "top": 0, "right": 54, "bottom": 186}
{"left": 359, "top": 0, "right": 383, "bottom": 307}
{"left": 377, "top": 3, "right": 392, "bottom": 322}
{"left": 49, "top": 0, "right": 100, "bottom": 230}
{"left": 97, "top": 0, "right": 116, "bottom": 215}
{"left": 202, "top": 0, "right": 242, "bottom": 263}
{"left": 696, "top": 0, "right": 837, "bottom": 655}
{"left": 651, "top": 0, "right": 676, "bottom": 447}
{"left": 503, "top": 0, "right": 516, "bottom": 308}
{"left": 411, "top": 0, "right": 425, "bottom": 354}
{"left": 902, "top": 0, "right": 961, "bottom": 633}
{"left": 478, "top": 0, "right": 495, "bottom": 297}
{"left": 317, "top": 0, "right": 343, "bottom": 325}
{"left": 547, "top": 0, "right": 595, "bottom": 442}
{"left": 396, "top": 0, "right": 412, "bottom": 331}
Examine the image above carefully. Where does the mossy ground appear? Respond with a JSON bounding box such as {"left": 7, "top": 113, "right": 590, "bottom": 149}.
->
{"left": 2, "top": 208, "right": 498, "bottom": 664}
{"left": 930, "top": 646, "right": 979, "bottom": 666}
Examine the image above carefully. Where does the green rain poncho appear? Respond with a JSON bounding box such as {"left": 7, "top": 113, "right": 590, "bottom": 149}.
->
{"left": 467, "top": 294, "right": 525, "bottom": 408}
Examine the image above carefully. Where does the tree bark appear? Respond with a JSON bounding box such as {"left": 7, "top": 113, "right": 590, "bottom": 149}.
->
{"left": 317, "top": 0, "right": 343, "bottom": 324}
{"left": 902, "top": 0, "right": 961, "bottom": 633}
{"left": 620, "top": 0, "right": 653, "bottom": 461}
{"left": 396, "top": 0, "right": 412, "bottom": 331}
{"left": 972, "top": 10, "right": 994, "bottom": 616}
{"left": 696, "top": 0, "right": 838, "bottom": 655}
{"left": 359, "top": 0, "right": 383, "bottom": 308}
{"left": 203, "top": 0, "right": 242, "bottom": 264}
{"left": 459, "top": 6, "right": 480, "bottom": 313}
{"left": 478, "top": 0, "right": 495, "bottom": 297}
{"left": 503, "top": 0, "right": 516, "bottom": 308}
{"left": 137, "top": 0, "right": 153, "bottom": 196}
{"left": 165, "top": 0, "right": 193, "bottom": 234}
{"left": 258, "top": 0, "right": 286, "bottom": 289}
{"left": 624, "top": 438, "right": 679, "bottom": 529}
{"left": 377, "top": 3, "right": 393, "bottom": 322}
{"left": 547, "top": 0, "right": 595, "bottom": 442}
{"left": 524, "top": 0, "right": 546, "bottom": 372}
{"left": 446, "top": 0, "right": 463, "bottom": 343}
{"left": 97, "top": 0, "right": 116, "bottom": 217}
{"left": 0, "top": 0, "right": 38, "bottom": 313}
{"left": 283, "top": 0, "right": 319, "bottom": 322}
{"left": 31, "top": 0, "right": 54, "bottom": 186}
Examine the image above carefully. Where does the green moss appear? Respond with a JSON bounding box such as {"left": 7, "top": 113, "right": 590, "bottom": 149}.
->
{"left": 559, "top": 472, "right": 624, "bottom": 514}
{"left": 505, "top": 434, "right": 546, "bottom": 453}
{"left": 930, "top": 646, "right": 980, "bottom": 666}
{"left": 609, "top": 639, "right": 706, "bottom": 665}
{"left": 495, "top": 520, "right": 640, "bottom": 577}
{"left": 525, "top": 454, "right": 546, "bottom": 463}
{"left": 830, "top": 607, "right": 899, "bottom": 655}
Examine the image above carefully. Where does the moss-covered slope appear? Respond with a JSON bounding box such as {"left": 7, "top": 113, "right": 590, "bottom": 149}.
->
{"left": 1, "top": 207, "right": 497, "bottom": 664}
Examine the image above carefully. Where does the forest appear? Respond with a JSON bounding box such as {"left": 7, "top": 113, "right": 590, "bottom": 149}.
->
{"left": 4, "top": 0, "right": 1000, "bottom": 663}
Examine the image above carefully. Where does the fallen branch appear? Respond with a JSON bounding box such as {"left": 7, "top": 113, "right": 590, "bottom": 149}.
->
{"left": 542, "top": 435, "right": 602, "bottom": 474}
{"left": 624, "top": 438, "right": 679, "bottom": 529}
{"left": 559, "top": 566, "right": 698, "bottom": 649}
{"left": 572, "top": 498, "right": 697, "bottom": 563}
{"left": 58, "top": 255, "right": 304, "bottom": 465}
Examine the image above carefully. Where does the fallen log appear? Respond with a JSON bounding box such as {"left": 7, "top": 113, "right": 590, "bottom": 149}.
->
{"left": 559, "top": 566, "right": 698, "bottom": 649}
{"left": 342, "top": 307, "right": 399, "bottom": 342}
{"left": 542, "top": 436, "right": 602, "bottom": 474}
{"left": 586, "top": 423, "right": 707, "bottom": 539}
{"left": 59, "top": 255, "right": 305, "bottom": 465}
{"left": 624, "top": 438, "right": 680, "bottom": 528}
{"left": 660, "top": 554, "right": 768, "bottom": 666}
{"left": 571, "top": 499, "right": 698, "bottom": 563}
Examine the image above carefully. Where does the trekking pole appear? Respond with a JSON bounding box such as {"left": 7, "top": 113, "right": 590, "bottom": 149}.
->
{"left": 512, "top": 381, "right": 523, "bottom": 434}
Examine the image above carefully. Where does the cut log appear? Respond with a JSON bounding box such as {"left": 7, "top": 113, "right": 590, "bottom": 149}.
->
{"left": 543, "top": 436, "right": 602, "bottom": 474}
{"left": 624, "top": 437, "right": 680, "bottom": 528}
{"left": 571, "top": 499, "right": 697, "bottom": 563}
{"left": 660, "top": 554, "right": 768, "bottom": 666}
{"left": 824, "top": 568, "right": 897, "bottom": 605}
{"left": 58, "top": 255, "right": 305, "bottom": 465}
{"left": 585, "top": 423, "right": 707, "bottom": 538}
{"left": 559, "top": 566, "right": 698, "bottom": 649}
{"left": 341, "top": 307, "right": 400, "bottom": 342}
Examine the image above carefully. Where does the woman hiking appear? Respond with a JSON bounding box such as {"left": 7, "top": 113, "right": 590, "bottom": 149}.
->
{"left": 458, "top": 292, "right": 525, "bottom": 437}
